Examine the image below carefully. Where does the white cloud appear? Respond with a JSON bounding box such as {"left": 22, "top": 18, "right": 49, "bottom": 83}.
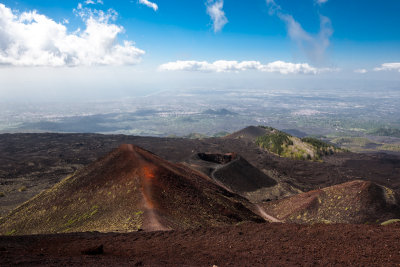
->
{"left": 138, "top": 0, "right": 158, "bottom": 11}
{"left": 206, "top": 0, "right": 228, "bottom": 33}
{"left": 84, "top": 0, "right": 104, "bottom": 5}
{"left": 316, "top": 0, "right": 328, "bottom": 5}
{"left": 262, "top": 61, "right": 334, "bottom": 74}
{"left": 159, "top": 60, "right": 334, "bottom": 74}
{"left": 73, "top": 4, "right": 118, "bottom": 22}
{"left": 265, "top": 0, "right": 281, "bottom": 15}
{"left": 266, "top": 0, "right": 333, "bottom": 64}
{"left": 0, "top": 3, "right": 145, "bottom": 67}
{"left": 374, "top": 63, "right": 400, "bottom": 72}
{"left": 354, "top": 69, "right": 367, "bottom": 74}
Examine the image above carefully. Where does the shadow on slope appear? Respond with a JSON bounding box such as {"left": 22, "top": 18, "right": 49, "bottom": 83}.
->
{"left": 187, "top": 152, "right": 283, "bottom": 203}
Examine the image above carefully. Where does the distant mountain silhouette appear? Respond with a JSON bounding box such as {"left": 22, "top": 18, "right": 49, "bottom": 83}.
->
{"left": 225, "top": 126, "right": 268, "bottom": 140}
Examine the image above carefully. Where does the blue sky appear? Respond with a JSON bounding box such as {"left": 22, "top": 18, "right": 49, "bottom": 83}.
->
{"left": 0, "top": 0, "right": 399, "bottom": 100}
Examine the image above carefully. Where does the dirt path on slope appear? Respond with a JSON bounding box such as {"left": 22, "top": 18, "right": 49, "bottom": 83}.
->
{"left": 209, "top": 158, "right": 239, "bottom": 192}
{"left": 255, "top": 204, "right": 282, "bottom": 223}
{"left": 141, "top": 165, "right": 169, "bottom": 231}
{"left": 210, "top": 158, "right": 282, "bottom": 223}
{"left": 123, "top": 144, "right": 167, "bottom": 231}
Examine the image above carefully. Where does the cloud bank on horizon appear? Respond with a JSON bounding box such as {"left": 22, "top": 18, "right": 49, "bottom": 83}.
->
{"left": 159, "top": 60, "right": 335, "bottom": 75}
{"left": 354, "top": 69, "right": 367, "bottom": 74}
{"left": 0, "top": 3, "right": 144, "bottom": 67}
{"left": 374, "top": 63, "right": 400, "bottom": 73}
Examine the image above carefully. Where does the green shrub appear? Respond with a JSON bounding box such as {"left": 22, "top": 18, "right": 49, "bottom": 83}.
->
{"left": 18, "top": 186, "right": 27, "bottom": 192}
{"left": 256, "top": 131, "right": 293, "bottom": 155}
{"left": 258, "top": 125, "right": 275, "bottom": 131}
{"left": 6, "top": 229, "right": 16, "bottom": 236}
{"left": 381, "top": 219, "right": 400, "bottom": 226}
{"left": 302, "top": 137, "right": 339, "bottom": 157}
{"left": 302, "top": 137, "right": 331, "bottom": 149}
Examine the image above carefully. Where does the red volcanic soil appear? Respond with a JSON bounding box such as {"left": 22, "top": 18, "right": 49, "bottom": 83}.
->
{"left": 1, "top": 144, "right": 262, "bottom": 235}
{"left": 262, "top": 180, "right": 400, "bottom": 224}
{"left": 1, "top": 223, "right": 400, "bottom": 266}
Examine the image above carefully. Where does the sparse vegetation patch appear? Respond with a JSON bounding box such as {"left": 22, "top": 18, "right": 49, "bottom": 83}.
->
{"left": 256, "top": 130, "right": 293, "bottom": 155}
{"left": 256, "top": 127, "right": 341, "bottom": 160}
{"left": 381, "top": 219, "right": 400, "bottom": 226}
{"left": 18, "top": 186, "right": 27, "bottom": 192}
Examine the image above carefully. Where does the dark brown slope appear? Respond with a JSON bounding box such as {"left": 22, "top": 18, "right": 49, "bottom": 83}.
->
{"left": 213, "top": 155, "right": 276, "bottom": 196}
{"left": 262, "top": 180, "right": 400, "bottom": 224}
{"left": 224, "top": 126, "right": 268, "bottom": 140}
{"left": 2, "top": 223, "right": 400, "bottom": 266}
{"left": 1, "top": 132, "right": 400, "bottom": 217}
{"left": 0, "top": 144, "right": 263, "bottom": 235}
{"left": 186, "top": 152, "right": 283, "bottom": 203}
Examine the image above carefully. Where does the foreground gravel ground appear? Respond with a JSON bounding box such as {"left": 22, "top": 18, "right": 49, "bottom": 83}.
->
{"left": 1, "top": 222, "right": 400, "bottom": 266}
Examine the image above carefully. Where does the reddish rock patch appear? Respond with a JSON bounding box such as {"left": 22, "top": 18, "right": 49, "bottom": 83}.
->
{"left": 262, "top": 180, "right": 400, "bottom": 224}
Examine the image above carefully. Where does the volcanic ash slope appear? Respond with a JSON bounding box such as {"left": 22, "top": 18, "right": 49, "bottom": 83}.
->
{"left": 261, "top": 180, "right": 400, "bottom": 224}
{"left": 0, "top": 144, "right": 263, "bottom": 235}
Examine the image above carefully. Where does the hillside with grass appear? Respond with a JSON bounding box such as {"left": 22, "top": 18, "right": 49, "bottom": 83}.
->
{"left": 255, "top": 127, "right": 341, "bottom": 160}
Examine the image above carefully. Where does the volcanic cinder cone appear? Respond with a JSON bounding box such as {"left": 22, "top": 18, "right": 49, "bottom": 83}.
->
{"left": 261, "top": 180, "right": 400, "bottom": 224}
{"left": 0, "top": 144, "right": 263, "bottom": 235}
{"left": 225, "top": 126, "right": 268, "bottom": 140}
{"left": 187, "top": 152, "right": 278, "bottom": 203}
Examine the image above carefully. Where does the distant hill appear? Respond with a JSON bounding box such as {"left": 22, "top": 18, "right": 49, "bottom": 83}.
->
{"left": 179, "top": 131, "right": 229, "bottom": 139}
{"left": 261, "top": 180, "right": 400, "bottom": 224}
{"left": 212, "top": 131, "right": 230, "bottom": 137}
{"left": 0, "top": 144, "right": 263, "bottom": 235}
{"left": 368, "top": 127, "right": 400, "bottom": 138}
{"left": 225, "top": 126, "right": 269, "bottom": 140}
{"left": 225, "top": 126, "right": 341, "bottom": 160}
{"left": 255, "top": 127, "right": 341, "bottom": 161}
{"left": 183, "top": 133, "right": 208, "bottom": 139}
{"left": 331, "top": 136, "right": 400, "bottom": 153}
